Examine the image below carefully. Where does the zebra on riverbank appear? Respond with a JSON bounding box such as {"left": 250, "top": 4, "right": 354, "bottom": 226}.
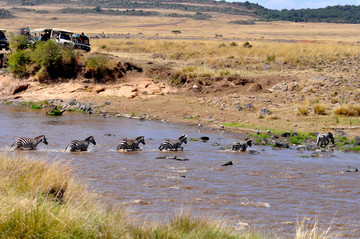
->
{"left": 11, "top": 135, "right": 48, "bottom": 150}
{"left": 117, "top": 136, "right": 145, "bottom": 151}
{"left": 317, "top": 132, "right": 335, "bottom": 148}
{"left": 158, "top": 134, "right": 187, "bottom": 151}
{"left": 65, "top": 136, "right": 96, "bottom": 152}
{"left": 232, "top": 139, "right": 252, "bottom": 151}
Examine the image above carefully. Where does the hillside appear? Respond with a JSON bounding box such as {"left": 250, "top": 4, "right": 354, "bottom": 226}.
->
{"left": 1, "top": 0, "right": 360, "bottom": 24}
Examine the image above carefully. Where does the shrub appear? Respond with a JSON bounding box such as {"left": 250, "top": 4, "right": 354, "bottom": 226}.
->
{"left": 266, "top": 55, "right": 276, "bottom": 62}
{"left": 297, "top": 105, "right": 309, "bottom": 115}
{"left": 31, "top": 40, "right": 62, "bottom": 69}
{"left": 85, "top": 54, "right": 113, "bottom": 80}
{"left": 313, "top": 104, "right": 327, "bottom": 115}
{"left": 9, "top": 34, "right": 31, "bottom": 51}
{"left": 7, "top": 50, "right": 30, "bottom": 78}
{"left": 334, "top": 104, "right": 360, "bottom": 116}
{"left": 230, "top": 42, "right": 238, "bottom": 46}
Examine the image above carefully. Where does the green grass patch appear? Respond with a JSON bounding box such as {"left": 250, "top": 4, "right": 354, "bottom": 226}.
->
{"left": 222, "top": 122, "right": 247, "bottom": 128}
{"left": 188, "top": 138, "right": 199, "bottom": 141}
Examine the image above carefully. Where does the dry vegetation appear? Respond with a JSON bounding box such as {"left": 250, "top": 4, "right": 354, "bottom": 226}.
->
{"left": 0, "top": 154, "right": 337, "bottom": 238}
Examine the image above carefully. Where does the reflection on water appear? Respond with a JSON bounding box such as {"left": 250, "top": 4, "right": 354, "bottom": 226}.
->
{"left": 1, "top": 105, "right": 360, "bottom": 237}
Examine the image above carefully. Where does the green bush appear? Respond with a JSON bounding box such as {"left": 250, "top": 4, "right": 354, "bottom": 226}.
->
{"left": 31, "top": 40, "right": 62, "bottom": 69}
{"left": 9, "top": 34, "right": 31, "bottom": 51}
{"left": 85, "top": 54, "right": 113, "bottom": 80}
{"left": 7, "top": 50, "right": 29, "bottom": 78}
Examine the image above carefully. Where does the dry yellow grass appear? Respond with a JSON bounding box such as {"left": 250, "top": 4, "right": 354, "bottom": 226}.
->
{"left": 92, "top": 38, "right": 360, "bottom": 69}
{"left": 333, "top": 104, "right": 360, "bottom": 116}
{"left": 313, "top": 104, "right": 327, "bottom": 115}
{"left": 2, "top": 4, "right": 360, "bottom": 42}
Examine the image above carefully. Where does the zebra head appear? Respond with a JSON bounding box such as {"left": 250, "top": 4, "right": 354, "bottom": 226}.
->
{"left": 328, "top": 132, "right": 335, "bottom": 144}
{"left": 37, "top": 135, "right": 48, "bottom": 145}
{"left": 136, "top": 136, "right": 145, "bottom": 145}
{"left": 245, "top": 139, "right": 252, "bottom": 147}
{"left": 179, "top": 134, "right": 187, "bottom": 144}
{"left": 86, "top": 136, "right": 96, "bottom": 145}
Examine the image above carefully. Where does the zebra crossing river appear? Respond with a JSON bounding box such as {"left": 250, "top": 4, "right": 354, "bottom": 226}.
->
{"left": 0, "top": 104, "right": 360, "bottom": 237}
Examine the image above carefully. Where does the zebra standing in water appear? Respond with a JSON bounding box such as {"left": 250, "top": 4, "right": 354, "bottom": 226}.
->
{"left": 11, "top": 135, "right": 48, "bottom": 150}
{"left": 117, "top": 136, "right": 145, "bottom": 151}
{"left": 65, "top": 136, "right": 96, "bottom": 152}
{"left": 317, "top": 132, "right": 335, "bottom": 148}
{"left": 158, "top": 134, "right": 187, "bottom": 151}
{"left": 232, "top": 139, "right": 252, "bottom": 151}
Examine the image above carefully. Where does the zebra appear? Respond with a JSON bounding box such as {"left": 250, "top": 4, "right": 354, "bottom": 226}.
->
{"left": 65, "top": 136, "right": 96, "bottom": 152}
{"left": 158, "top": 134, "right": 187, "bottom": 151}
{"left": 10, "top": 135, "right": 48, "bottom": 150}
{"left": 232, "top": 139, "right": 252, "bottom": 151}
{"left": 317, "top": 132, "right": 335, "bottom": 148}
{"left": 117, "top": 136, "right": 145, "bottom": 151}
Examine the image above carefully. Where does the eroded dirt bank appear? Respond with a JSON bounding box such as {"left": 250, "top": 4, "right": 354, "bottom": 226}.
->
{"left": 1, "top": 56, "right": 360, "bottom": 140}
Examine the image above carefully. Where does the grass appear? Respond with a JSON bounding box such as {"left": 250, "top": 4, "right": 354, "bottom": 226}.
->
{"left": 93, "top": 38, "right": 360, "bottom": 70}
{"left": 0, "top": 154, "right": 270, "bottom": 238}
{"left": 313, "top": 104, "right": 327, "bottom": 115}
{"left": 333, "top": 104, "right": 360, "bottom": 116}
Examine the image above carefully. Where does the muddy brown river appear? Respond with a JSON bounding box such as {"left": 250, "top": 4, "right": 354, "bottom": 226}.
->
{"left": 1, "top": 105, "right": 359, "bottom": 237}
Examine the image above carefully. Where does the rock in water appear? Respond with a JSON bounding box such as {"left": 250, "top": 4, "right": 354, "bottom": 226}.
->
{"left": 222, "top": 161, "right": 233, "bottom": 166}
{"left": 346, "top": 166, "right": 358, "bottom": 172}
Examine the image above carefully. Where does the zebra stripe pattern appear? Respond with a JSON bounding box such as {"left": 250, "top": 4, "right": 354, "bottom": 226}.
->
{"left": 117, "top": 136, "right": 145, "bottom": 151}
{"left": 158, "top": 134, "right": 187, "bottom": 151}
{"left": 317, "top": 132, "right": 335, "bottom": 148}
{"left": 11, "top": 135, "right": 48, "bottom": 150}
{"left": 65, "top": 136, "right": 96, "bottom": 152}
{"left": 232, "top": 139, "right": 252, "bottom": 151}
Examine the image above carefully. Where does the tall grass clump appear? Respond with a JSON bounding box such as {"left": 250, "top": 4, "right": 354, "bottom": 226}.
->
{"left": 333, "top": 104, "right": 360, "bottom": 116}
{"left": 295, "top": 217, "right": 337, "bottom": 239}
{"left": 298, "top": 105, "right": 309, "bottom": 115}
{"left": 85, "top": 54, "right": 115, "bottom": 81}
{"left": 1, "top": 154, "right": 267, "bottom": 238}
{"left": 313, "top": 104, "right": 327, "bottom": 115}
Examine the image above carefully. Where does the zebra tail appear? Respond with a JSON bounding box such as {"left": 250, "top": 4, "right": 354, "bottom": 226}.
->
{"left": 10, "top": 141, "right": 15, "bottom": 148}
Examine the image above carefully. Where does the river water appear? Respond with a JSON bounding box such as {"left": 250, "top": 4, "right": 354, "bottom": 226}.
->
{"left": 0, "top": 105, "right": 359, "bottom": 237}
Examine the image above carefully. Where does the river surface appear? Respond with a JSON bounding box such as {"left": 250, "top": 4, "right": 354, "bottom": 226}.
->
{"left": 0, "top": 105, "right": 359, "bottom": 237}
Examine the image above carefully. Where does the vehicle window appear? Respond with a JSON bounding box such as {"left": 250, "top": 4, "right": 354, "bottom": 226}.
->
{"left": 0, "top": 32, "right": 5, "bottom": 39}
{"left": 60, "top": 32, "right": 71, "bottom": 40}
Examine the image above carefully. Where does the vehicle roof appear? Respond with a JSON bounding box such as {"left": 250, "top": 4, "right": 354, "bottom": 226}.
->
{"left": 32, "top": 28, "right": 73, "bottom": 33}
{"left": 0, "top": 29, "right": 6, "bottom": 32}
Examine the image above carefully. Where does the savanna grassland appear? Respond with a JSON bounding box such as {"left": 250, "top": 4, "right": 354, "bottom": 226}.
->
{"left": 1, "top": 1, "right": 359, "bottom": 238}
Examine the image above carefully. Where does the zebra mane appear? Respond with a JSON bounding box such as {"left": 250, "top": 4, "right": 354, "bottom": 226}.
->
{"left": 35, "top": 135, "right": 45, "bottom": 139}
{"left": 136, "top": 136, "right": 145, "bottom": 141}
{"left": 85, "top": 136, "right": 94, "bottom": 141}
{"left": 179, "top": 134, "right": 187, "bottom": 140}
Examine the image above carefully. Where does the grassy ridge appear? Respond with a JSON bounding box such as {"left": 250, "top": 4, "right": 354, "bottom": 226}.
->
{"left": 93, "top": 38, "right": 359, "bottom": 71}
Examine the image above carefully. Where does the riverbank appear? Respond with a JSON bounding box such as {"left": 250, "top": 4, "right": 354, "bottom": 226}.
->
{"left": 0, "top": 153, "right": 337, "bottom": 238}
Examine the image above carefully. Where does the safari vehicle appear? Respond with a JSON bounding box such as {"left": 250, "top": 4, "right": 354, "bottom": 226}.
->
{"left": 32, "top": 28, "right": 74, "bottom": 47}
{"left": 72, "top": 33, "right": 91, "bottom": 52}
{"left": 0, "top": 29, "right": 9, "bottom": 50}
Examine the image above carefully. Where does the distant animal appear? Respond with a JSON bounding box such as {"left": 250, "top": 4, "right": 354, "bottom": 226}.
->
{"left": 11, "top": 135, "right": 48, "bottom": 150}
{"left": 65, "top": 136, "right": 96, "bottom": 152}
{"left": 317, "top": 132, "right": 335, "bottom": 148}
{"left": 232, "top": 139, "right": 252, "bottom": 151}
{"left": 266, "top": 129, "right": 271, "bottom": 135}
{"left": 117, "top": 136, "right": 145, "bottom": 151}
{"left": 159, "top": 134, "right": 187, "bottom": 151}
{"left": 255, "top": 129, "right": 260, "bottom": 135}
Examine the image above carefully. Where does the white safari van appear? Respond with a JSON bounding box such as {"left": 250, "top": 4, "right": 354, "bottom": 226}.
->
{"left": 32, "top": 28, "right": 74, "bottom": 47}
